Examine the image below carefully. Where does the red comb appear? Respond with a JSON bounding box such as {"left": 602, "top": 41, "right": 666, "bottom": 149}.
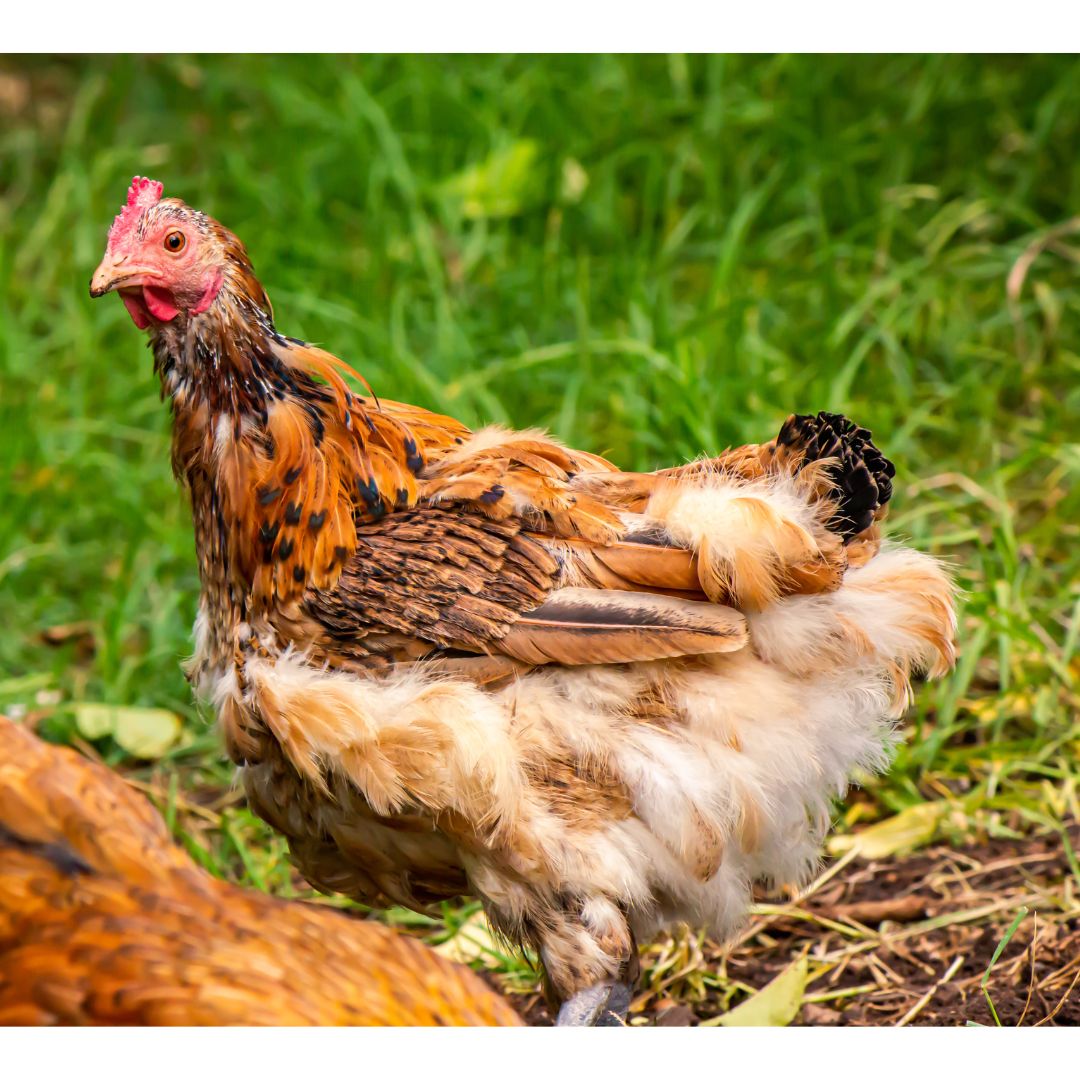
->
{"left": 106, "top": 175, "right": 164, "bottom": 250}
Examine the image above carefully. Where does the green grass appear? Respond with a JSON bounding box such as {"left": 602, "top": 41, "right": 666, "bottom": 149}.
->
{"left": 1, "top": 55, "right": 1079, "bottom": 984}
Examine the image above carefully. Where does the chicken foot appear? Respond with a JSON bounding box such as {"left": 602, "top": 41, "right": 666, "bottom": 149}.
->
{"left": 555, "top": 980, "right": 633, "bottom": 1027}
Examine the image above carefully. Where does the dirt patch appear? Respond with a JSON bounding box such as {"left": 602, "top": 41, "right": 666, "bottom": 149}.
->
{"left": 502, "top": 824, "right": 1080, "bottom": 1026}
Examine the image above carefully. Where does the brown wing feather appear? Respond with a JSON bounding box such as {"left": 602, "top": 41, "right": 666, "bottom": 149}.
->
{"left": 302, "top": 504, "right": 747, "bottom": 670}
{"left": 544, "top": 534, "right": 704, "bottom": 596}
{"left": 304, "top": 506, "right": 559, "bottom": 662}
{"left": 500, "top": 587, "right": 747, "bottom": 666}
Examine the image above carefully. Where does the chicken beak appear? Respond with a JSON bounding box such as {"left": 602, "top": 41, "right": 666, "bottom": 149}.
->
{"left": 89, "top": 255, "right": 161, "bottom": 298}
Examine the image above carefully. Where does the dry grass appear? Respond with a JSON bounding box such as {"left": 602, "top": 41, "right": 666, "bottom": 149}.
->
{"left": 502, "top": 825, "right": 1080, "bottom": 1026}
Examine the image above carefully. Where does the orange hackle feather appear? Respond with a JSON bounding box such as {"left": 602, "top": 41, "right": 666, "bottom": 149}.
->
{"left": 206, "top": 337, "right": 468, "bottom": 606}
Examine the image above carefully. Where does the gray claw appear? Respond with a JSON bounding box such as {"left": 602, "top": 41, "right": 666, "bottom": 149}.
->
{"left": 555, "top": 981, "right": 632, "bottom": 1027}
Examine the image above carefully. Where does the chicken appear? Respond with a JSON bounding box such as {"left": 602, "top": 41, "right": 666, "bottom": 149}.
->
{"left": 89, "top": 176, "right": 956, "bottom": 1025}
{"left": 0, "top": 715, "right": 521, "bottom": 1025}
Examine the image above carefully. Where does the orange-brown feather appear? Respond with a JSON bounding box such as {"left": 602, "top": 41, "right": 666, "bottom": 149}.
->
{"left": 0, "top": 716, "right": 521, "bottom": 1027}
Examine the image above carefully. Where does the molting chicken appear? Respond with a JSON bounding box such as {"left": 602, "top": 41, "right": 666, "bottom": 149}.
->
{"left": 89, "top": 177, "right": 956, "bottom": 1025}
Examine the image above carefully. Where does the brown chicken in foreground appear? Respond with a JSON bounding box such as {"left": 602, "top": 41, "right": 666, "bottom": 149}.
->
{"left": 89, "top": 177, "right": 956, "bottom": 1025}
{"left": 0, "top": 716, "right": 520, "bottom": 1026}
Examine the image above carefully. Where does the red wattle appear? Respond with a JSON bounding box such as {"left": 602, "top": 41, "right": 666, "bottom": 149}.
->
{"left": 120, "top": 290, "right": 152, "bottom": 329}
{"left": 143, "top": 285, "right": 180, "bottom": 322}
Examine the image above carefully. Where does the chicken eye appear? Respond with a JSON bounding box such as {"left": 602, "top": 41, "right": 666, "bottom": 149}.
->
{"left": 164, "top": 230, "right": 187, "bottom": 253}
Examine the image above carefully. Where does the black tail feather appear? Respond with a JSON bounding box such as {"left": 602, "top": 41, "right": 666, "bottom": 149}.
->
{"left": 777, "top": 411, "right": 895, "bottom": 541}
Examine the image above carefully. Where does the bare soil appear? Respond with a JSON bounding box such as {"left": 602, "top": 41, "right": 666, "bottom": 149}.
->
{"left": 502, "top": 824, "right": 1080, "bottom": 1027}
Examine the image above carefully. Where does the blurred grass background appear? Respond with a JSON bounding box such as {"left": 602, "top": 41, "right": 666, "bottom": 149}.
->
{"left": 1, "top": 54, "right": 1078, "bottom": 966}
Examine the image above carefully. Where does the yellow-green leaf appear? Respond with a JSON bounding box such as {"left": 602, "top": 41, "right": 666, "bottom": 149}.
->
{"left": 707, "top": 955, "right": 810, "bottom": 1027}
{"left": 439, "top": 140, "right": 540, "bottom": 219}
{"left": 828, "top": 800, "right": 951, "bottom": 860}
{"left": 111, "top": 706, "right": 181, "bottom": 759}
{"left": 74, "top": 702, "right": 116, "bottom": 740}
